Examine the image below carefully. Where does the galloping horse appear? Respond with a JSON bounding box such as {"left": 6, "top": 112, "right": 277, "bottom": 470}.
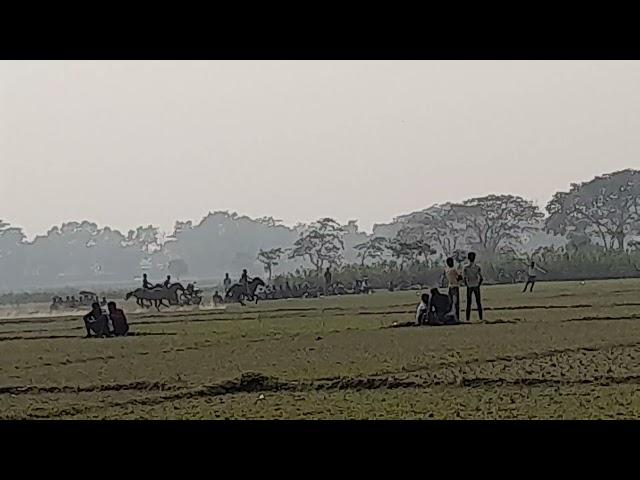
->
{"left": 125, "top": 283, "right": 185, "bottom": 311}
{"left": 225, "top": 277, "right": 266, "bottom": 306}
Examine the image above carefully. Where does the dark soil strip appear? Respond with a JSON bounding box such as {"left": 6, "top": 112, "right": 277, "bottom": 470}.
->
{"left": 0, "top": 331, "right": 177, "bottom": 342}
{"left": 563, "top": 314, "right": 640, "bottom": 323}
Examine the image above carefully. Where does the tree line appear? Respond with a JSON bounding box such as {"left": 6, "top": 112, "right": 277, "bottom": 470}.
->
{"left": 1, "top": 169, "right": 640, "bottom": 293}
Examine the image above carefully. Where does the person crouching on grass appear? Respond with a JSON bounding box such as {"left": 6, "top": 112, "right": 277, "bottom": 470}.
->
{"left": 83, "top": 302, "right": 111, "bottom": 338}
{"left": 416, "top": 293, "right": 429, "bottom": 325}
{"left": 107, "top": 301, "right": 129, "bottom": 336}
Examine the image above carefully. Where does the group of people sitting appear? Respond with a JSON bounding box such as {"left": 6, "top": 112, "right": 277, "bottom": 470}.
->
{"left": 415, "top": 252, "right": 484, "bottom": 325}
{"left": 52, "top": 294, "right": 107, "bottom": 308}
{"left": 82, "top": 301, "right": 130, "bottom": 338}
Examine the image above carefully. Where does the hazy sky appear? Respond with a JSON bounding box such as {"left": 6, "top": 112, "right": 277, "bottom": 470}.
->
{"left": 2, "top": 61, "right": 640, "bottom": 239}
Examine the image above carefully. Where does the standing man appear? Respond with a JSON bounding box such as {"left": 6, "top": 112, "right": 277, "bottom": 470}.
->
{"left": 462, "top": 252, "right": 483, "bottom": 322}
{"left": 522, "top": 261, "right": 547, "bottom": 293}
{"left": 324, "top": 267, "right": 332, "bottom": 293}
{"left": 445, "top": 257, "right": 462, "bottom": 321}
{"left": 240, "top": 269, "right": 250, "bottom": 295}
{"left": 223, "top": 273, "right": 232, "bottom": 294}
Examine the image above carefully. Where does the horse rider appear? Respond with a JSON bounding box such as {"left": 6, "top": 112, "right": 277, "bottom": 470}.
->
{"left": 142, "top": 273, "right": 154, "bottom": 290}
{"left": 163, "top": 275, "right": 172, "bottom": 288}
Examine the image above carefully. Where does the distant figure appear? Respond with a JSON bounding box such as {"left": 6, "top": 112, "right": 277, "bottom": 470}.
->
{"left": 462, "top": 252, "right": 483, "bottom": 322}
{"left": 324, "top": 267, "right": 332, "bottom": 292}
{"left": 101, "top": 297, "right": 107, "bottom": 306}
{"left": 163, "top": 275, "right": 171, "bottom": 288}
{"left": 107, "top": 301, "right": 129, "bottom": 336}
{"left": 212, "top": 290, "right": 223, "bottom": 306}
{"left": 143, "top": 273, "right": 154, "bottom": 290}
{"left": 523, "top": 261, "right": 547, "bottom": 293}
{"left": 416, "top": 293, "right": 429, "bottom": 325}
{"left": 82, "top": 302, "right": 111, "bottom": 338}
{"left": 445, "top": 257, "right": 462, "bottom": 321}
{"left": 285, "top": 281, "right": 292, "bottom": 298}
{"left": 388, "top": 280, "right": 395, "bottom": 292}
{"left": 223, "top": 273, "right": 232, "bottom": 293}
{"left": 239, "top": 269, "right": 250, "bottom": 296}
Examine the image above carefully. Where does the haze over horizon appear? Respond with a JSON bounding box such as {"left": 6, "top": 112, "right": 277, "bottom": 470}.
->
{"left": 2, "top": 60, "right": 640, "bottom": 239}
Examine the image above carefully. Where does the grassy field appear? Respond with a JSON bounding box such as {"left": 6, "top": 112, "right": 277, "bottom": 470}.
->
{"left": 1, "top": 278, "right": 640, "bottom": 419}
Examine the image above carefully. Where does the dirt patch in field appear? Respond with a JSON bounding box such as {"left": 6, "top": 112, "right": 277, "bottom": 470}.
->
{"left": 563, "top": 314, "right": 640, "bottom": 323}
{"left": 0, "top": 331, "right": 177, "bottom": 342}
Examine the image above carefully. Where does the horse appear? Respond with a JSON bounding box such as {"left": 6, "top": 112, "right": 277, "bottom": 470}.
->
{"left": 225, "top": 277, "right": 266, "bottom": 306}
{"left": 125, "top": 283, "right": 185, "bottom": 311}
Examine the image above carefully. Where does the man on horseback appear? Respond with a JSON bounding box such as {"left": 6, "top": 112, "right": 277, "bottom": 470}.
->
{"left": 163, "top": 275, "right": 172, "bottom": 288}
{"left": 143, "top": 273, "right": 154, "bottom": 290}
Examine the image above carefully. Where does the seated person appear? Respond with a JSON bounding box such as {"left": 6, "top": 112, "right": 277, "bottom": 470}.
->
{"left": 212, "top": 290, "right": 224, "bottom": 306}
{"left": 107, "top": 301, "right": 129, "bottom": 336}
{"left": 83, "top": 302, "right": 111, "bottom": 338}
{"left": 428, "top": 288, "right": 458, "bottom": 325}
{"left": 416, "top": 293, "right": 430, "bottom": 325}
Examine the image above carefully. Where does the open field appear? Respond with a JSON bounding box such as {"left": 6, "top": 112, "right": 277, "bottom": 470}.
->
{"left": 2, "top": 279, "right": 640, "bottom": 419}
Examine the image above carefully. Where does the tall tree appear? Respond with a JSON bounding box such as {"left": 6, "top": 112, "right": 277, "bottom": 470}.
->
{"left": 452, "top": 194, "right": 544, "bottom": 256}
{"left": 124, "top": 225, "right": 162, "bottom": 255}
{"left": 290, "top": 218, "right": 345, "bottom": 273}
{"left": 354, "top": 237, "right": 388, "bottom": 266}
{"left": 257, "top": 247, "right": 284, "bottom": 281}
{"left": 546, "top": 169, "right": 640, "bottom": 251}
{"left": 399, "top": 203, "right": 468, "bottom": 256}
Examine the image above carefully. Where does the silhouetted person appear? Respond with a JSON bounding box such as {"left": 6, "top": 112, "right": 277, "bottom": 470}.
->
{"left": 212, "top": 290, "right": 223, "bottom": 306}
{"left": 143, "top": 273, "right": 154, "bottom": 290}
{"left": 83, "top": 302, "right": 110, "bottom": 338}
{"left": 163, "top": 275, "right": 171, "bottom": 288}
{"left": 240, "top": 269, "right": 249, "bottom": 295}
{"left": 463, "top": 252, "right": 483, "bottom": 322}
{"left": 107, "top": 301, "right": 129, "bottom": 336}
{"left": 324, "top": 267, "right": 332, "bottom": 292}
{"left": 429, "top": 288, "right": 456, "bottom": 325}
{"left": 445, "top": 257, "right": 462, "bottom": 321}
{"left": 101, "top": 297, "right": 107, "bottom": 306}
{"left": 223, "top": 273, "right": 232, "bottom": 293}
{"left": 523, "top": 261, "right": 546, "bottom": 293}
{"left": 416, "top": 293, "right": 429, "bottom": 325}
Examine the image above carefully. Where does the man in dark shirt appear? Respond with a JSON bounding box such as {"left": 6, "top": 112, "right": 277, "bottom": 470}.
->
{"left": 324, "top": 267, "right": 332, "bottom": 293}
{"left": 107, "top": 301, "right": 129, "bottom": 336}
{"left": 142, "top": 273, "right": 154, "bottom": 290}
{"left": 428, "top": 288, "right": 457, "bottom": 325}
{"left": 240, "top": 269, "right": 250, "bottom": 295}
{"left": 163, "top": 275, "right": 172, "bottom": 288}
{"left": 83, "top": 302, "right": 111, "bottom": 338}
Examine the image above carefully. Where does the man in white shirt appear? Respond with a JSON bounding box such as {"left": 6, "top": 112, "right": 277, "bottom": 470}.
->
{"left": 416, "top": 293, "right": 429, "bottom": 325}
{"left": 522, "top": 261, "right": 547, "bottom": 293}
{"left": 445, "top": 257, "right": 462, "bottom": 321}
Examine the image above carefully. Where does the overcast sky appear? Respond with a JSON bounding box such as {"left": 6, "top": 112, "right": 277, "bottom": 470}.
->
{"left": 2, "top": 60, "right": 640, "bottom": 239}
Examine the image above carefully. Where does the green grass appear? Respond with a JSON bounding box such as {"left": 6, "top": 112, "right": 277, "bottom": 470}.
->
{"left": 1, "top": 279, "right": 640, "bottom": 419}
